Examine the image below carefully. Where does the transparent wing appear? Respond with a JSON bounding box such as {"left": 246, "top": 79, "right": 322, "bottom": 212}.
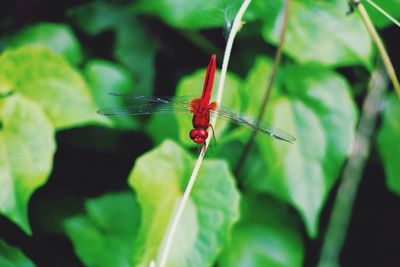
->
{"left": 107, "top": 92, "right": 196, "bottom": 104}
{"left": 98, "top": 93, "right": 296, "bottom": 143}
{"left": 97, "top": 93, "right": 194, "bottom": 116}
{"left": 211, "top": 106, "right": 296, "bottom": 143}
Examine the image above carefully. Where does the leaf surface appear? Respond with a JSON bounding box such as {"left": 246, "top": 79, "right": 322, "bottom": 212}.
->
{"left": 70, "top": 1, "right": 157, "bottom": 95}
{"left": 0, "top": 95, "right": 55, "bottom": 234}
{"left": 0, "top": 240, "right": 35, "bottom": 267}
{"left": 219, "top": 196, "right": 304, "bottom": 267}
{"left": 129, "top": 140, "right": 240, "bottom": 267}
{"left": 84, "top": 59, "right": 139, "bottom": 129}
{"left": 134, "top": 0, "right": 242, "bottom": 29}
{"left": 377, "top": 93, "right": 400, "bottom": 196}
{"left": 0, "top": 47, "right": 102, "bottom": 129}
{"left": 241, "top": 58, "right": 357, "bottom": 237}
{"left": 262, "top": 0, "right": 373, "bottom": 67}
{"left": 10, "top": 23, "right": 82, "bottom": 65}
{"left": 64, "top": 192, "right": 141, "bottom": 267}
{"left": 365, "top": 0, "right": 400, "bottom": 28}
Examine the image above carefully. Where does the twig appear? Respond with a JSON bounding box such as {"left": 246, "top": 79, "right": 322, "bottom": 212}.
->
{"left": 233, "top": 0, "right": 290, "bottom": 180}
{"left": 317, "top": 64, "right": 388, "bottom": 267}
{"left": 357, "top": 3, "right": 400, "bottom": 97}
{"left": 365, "top": 0, "right": 400, "bottom": 28}
{"left": 156, "top": 1, "right": 252, "bottom": 266}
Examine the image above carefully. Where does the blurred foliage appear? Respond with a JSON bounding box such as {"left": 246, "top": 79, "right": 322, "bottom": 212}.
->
{"left": 133, "top": 0, "right": 243, "bottom": 29}
{"left": 69, "top": 1, "right": 158, "bottom": 95}
{"left": 0, "top": 240, "right": 35, "bottom": 267}
{"left": 0, "top": 94, "right": 55, "bottom": 234}
{"left": 263, "top": 0, "right": 374, "bottom": 68}
{"left": 9, "top": 23, "right": 83, "bottom": 66}
{"left": 0, "top": 47, "right": 102, "bottom": 129}
{"left": 378, "top": 93, "right": 400, "bottom": 196}
{"left": 64, "top": 192, "right": 141, "bottom": 267}
{"left": 84, "top": 59, "right": 138, "bottom": 129}
{"left": 0, "top": 0, "right": 399, "bottom": 266}
{"left": 219, "top": 195, "right": 303, "bottom": 267}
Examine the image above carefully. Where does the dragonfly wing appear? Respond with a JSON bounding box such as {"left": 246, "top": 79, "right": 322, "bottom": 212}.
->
{"left": 108, "top": 93, "right": 195, "bottom": 104}
{"left": 210, "top": 106, "right": 296, "bottom": 143}
{"left": 97, "top": 94, "right": 192, "bottom": 116}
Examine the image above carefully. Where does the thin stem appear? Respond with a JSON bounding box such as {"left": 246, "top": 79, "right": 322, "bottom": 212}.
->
{"left": 317, "top": 64, "right": 388, "bottom": 267}
{"left": 365, "top": 0, "right": 400, "bottom": 27}
{"left": 156, "top": 1, "right": 252, "bottom": 266}
{"left": 233, "top": 0, "right": 290, "bottom": 179}
{"left": 357, "top": 3, "right": 400, "bottom": 97}
{"left": 212, "top": 0, "right": 251, "bottom": 110}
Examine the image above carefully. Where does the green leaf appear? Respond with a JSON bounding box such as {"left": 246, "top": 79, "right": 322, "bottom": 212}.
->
{"left": 0, "top": 239, "right": 35, "bottom": 267}
{"left": 0, "top": 47, "right": 102, "bottom": 129}
{"left": 134, "top": 0, "right": 242, "bottom": 29}
{"left": 145, "top": 114, "right": 180, "bottom": 145}
{"left": 244, "top": 0, "right": 283, "bottom": 24}
{"left": 365, "top": 0, "right": 400, "bottom": 28}
{"left": 262, "top": 0, "right": 374, "bottom": 67}
{"left": 238, "top": 57, "right": 278, "bottom": 116}
{"left": 83, "top": 59, "right": 139, "bottom": 129}
{"left": 0, "top": 76, "right": 13, "bottom": 96}
{"left": 0, "top": 94, "right": 56, "bottom": 234}
{"left": 9, "top": 23, "right": 83, "bottom": 66}
{"left": 175, "top": 67, "right": 242, "bottom": 146}
{"left": 219, "top": 195, "right": 304, "bottom": 267}
{"left": 64, "top": 191, "right": 141, "bottom": 267}
{"left": 69, "top": 1, "right": 157, "bottom": 95}
{"left": 129, "top": 140, "right": 240, "bottom": 267}
{"left": 242, "top": 58, "right": 357, "bottom": 237}
{"left": 377, "top": 93, "right": 400, "bottom": 196}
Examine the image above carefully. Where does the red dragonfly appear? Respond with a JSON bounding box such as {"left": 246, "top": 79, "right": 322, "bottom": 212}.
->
{"left": 98, "top": 55, "right": 295, "bottom": 145}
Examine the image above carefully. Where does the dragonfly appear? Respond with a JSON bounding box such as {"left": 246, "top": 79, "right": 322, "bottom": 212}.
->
{"left": 97, "top": 55, "right": 296, "bottom": 146}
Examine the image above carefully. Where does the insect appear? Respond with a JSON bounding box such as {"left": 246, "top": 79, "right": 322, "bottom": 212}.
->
{"left": 97, "top": 55, "right": 296, "bottom": 146}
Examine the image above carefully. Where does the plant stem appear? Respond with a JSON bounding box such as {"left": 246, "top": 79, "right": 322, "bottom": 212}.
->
{"left": 156, "top": 1, "right": 252, "bottom": 266}
{"left": 357, "top": 3, "right": 400, "bottom": 97}
{"left": 365, "top": 0, "right": 400, "bottom": 27}
{"left": 317, "top": 64, "right": 388, "bottom": 267}
{"left": 234, "top": 0, "right": 290, "bottom": 180}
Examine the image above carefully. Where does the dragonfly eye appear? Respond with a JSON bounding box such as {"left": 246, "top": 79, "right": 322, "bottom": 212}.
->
{"left": 189, "top": 128, "right": 208, "bottom": 144}
{"left": 197, "top": 128, "right": 208, "bottom": 139}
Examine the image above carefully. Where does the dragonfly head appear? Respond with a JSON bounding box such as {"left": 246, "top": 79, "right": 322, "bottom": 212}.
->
{"left": 190, "top": 128, "right": 208, "bottom": 144}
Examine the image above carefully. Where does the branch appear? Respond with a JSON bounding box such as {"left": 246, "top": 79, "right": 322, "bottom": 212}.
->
{"left": 317, "top": 63, "right": 388, "bottom": 267}
{"left": 234, "top": 0, "right": 290, "bottom": 180}
{"left": 357, "top": 2, "right": 400, "bottom": 97}
{"left": 156, "top": 1, "right": 252, "bottom": 266}
{"left": 365, "top": 0, "right": 400, "bottom": 28}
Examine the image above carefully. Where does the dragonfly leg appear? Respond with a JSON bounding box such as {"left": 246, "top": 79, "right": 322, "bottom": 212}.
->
{"left": 347, "top": 0, "right": 360, "bottom": 14}
{"left": 208, "top": 124, "right": 217, "bottom": 146}
{"left": 209, "top": 141, "right": 216, "bottom": 154}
